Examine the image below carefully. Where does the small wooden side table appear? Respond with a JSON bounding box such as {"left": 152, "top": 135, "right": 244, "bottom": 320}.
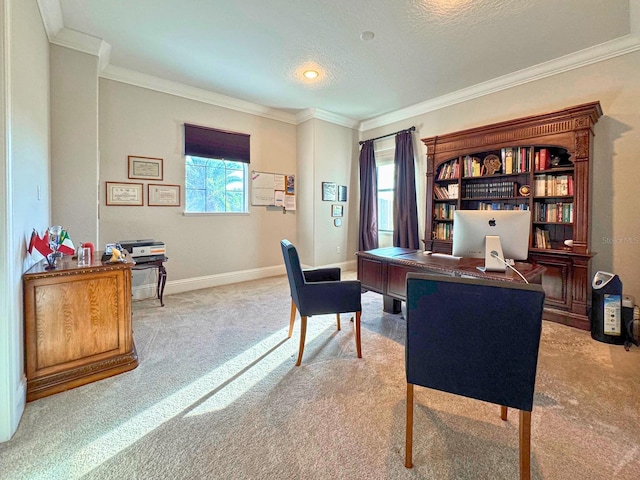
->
{"left": 132, "top": 256, "right": 168, "bottom": 306}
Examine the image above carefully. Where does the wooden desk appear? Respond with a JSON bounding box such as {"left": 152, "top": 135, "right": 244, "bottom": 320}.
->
{"left": 132, "top": 256, "right": 168, "bottom": 307}
{"left": 23, "top": 252, "right": 138, "bottom": 401}
{"left": 357, "top": 247, "right": 545, "bottom": 313}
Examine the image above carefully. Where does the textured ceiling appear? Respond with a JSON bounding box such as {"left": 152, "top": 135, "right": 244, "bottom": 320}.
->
{"left": 55, "top": 0, "right": 633, "bottom": 123}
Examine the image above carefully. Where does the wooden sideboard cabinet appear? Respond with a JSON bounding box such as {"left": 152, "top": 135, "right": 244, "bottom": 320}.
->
{"left": 23, "top": 253, "right": 138, "bottom": 401}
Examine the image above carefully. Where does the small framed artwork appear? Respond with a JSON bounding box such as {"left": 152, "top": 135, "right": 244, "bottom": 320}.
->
{"left": 334, "top": 218, "right": 342, "bottom": 227}
{"left": 322, "top": 182, "right": 337, "bottom": 201}
{"left": 338, "top": 185, "right": 347, "bottom": 202}
{"left": 148, "top": 184, "right": 181, "bottom": 206}
{"left": 106, "top": 182, "right": 144, "bottom": 206}
{"left": 331, "top": 204, "right": 344, "bottom": 217}
{"left": 128, "top": 156, "right": 163, "bottom": 180}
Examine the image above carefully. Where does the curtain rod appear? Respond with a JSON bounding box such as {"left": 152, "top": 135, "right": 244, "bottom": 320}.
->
{"left": 359, "top": 126, "right": 415, "bottom": 145}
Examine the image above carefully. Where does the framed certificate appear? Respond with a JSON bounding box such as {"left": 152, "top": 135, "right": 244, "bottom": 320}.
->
{"left": 106, "top": 182, "right": 144, "bottom": 206}
{"left": 148, "top": 184, "right": 181, "bottom": 207}
{"left": 128, "top": 156, "right": 163, "bottom": 180}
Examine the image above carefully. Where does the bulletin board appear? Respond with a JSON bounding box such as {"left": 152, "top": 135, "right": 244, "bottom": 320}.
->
{"left": 251, "top": 171, "right": 296, "bottom": 210}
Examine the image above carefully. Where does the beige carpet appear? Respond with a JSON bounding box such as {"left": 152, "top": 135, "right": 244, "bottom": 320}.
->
{"left": 1, "top": 273, "right": 639, "bottom": 479}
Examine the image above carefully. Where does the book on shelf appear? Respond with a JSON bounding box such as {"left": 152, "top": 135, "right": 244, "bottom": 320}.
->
{"left": 437, "top": 160, "right": 459, "bottom": 180}
{"left": 502, "top": 148, "right": 513, "bottom": 174}
{"left": 536, "top": 148, "right": 549, "bottom": 171}
{"left": 534, "top": 227, "right": 552, "bottom": 249}
{"left": 534, "top": 173, "right": 573, "bottom": 197}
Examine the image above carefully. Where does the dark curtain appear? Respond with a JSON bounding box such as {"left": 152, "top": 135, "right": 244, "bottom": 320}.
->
{"left": 358, "top": 140, "right": 378, "bottom": 251}
{"left": 393, "top": 131, "right": 420, "bottom": 248}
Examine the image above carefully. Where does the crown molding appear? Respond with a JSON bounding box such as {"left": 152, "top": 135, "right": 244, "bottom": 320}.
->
{"left": 100, "top": 65, "right": 298, "bottom": 125}
{"left": 359, "top": 33, "right": 640, "bottom": 132}
{"left": 36, "top": 0, "right": 63, "bottom": 42}
{"left": 296, "top": 108, "right": 359, "bottom": 129}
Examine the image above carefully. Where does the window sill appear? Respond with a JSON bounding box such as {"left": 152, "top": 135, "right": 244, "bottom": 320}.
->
{"left": 182, "top": 211, "right": 250, "bottom": 217}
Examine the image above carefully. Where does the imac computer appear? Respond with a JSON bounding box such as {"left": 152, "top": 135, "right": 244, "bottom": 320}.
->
{"left": 452, "top": 210, "right": 531, "bottom": 272}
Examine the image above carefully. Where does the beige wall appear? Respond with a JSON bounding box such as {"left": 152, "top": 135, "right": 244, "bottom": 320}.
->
{"left": 98, "top": 79, "right": 298, "bottom": 289}
{"left": 50, "top": 45, "right": 99, "bottom": 245}
{"left": 363, "top": 50, "right": 640, "bottom": 301}
{"left": 296, "top": 118, "right": 359, "bottom": 267}
{"left": 1, "top": 0, "right": 51, "bottom": 441}
{"left": 296, "top": 119, "right": 314, "bottom": 263}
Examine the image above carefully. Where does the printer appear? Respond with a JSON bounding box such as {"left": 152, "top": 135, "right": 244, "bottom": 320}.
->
{"left": 119, "top": 239, "right": 166, "bottom": 260}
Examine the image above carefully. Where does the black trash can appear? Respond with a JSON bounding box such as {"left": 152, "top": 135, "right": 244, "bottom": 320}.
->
{"left": 591, "top": 271, "right": 625, "bottom": 344}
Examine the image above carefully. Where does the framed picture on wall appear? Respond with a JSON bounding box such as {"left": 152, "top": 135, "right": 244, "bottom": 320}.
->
{"left": 322, "top": 182, "right": 337, "bottom": 201}
{"left": 338, "top": 185, "right": 347, "bottom": 202}
{"left": 148, "top": 184, "right": 181, "bottom": 206}
{"left": 128, "top": 156, "right": 164, "bottom": 180}
{"left": 106, "top": 182, "right": 144, "bottom": 206}
{"left": 331, "top": 204, "right": 343, "bottom": 217}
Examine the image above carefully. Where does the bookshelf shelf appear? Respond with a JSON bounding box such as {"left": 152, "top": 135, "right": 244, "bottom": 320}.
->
{"left": 422, "top": 102, "right": 602, "bottom": 330}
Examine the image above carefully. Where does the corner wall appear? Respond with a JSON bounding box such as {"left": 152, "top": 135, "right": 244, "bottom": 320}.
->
{"left": 1, "top": 0, "right": 51, "bottom": 442}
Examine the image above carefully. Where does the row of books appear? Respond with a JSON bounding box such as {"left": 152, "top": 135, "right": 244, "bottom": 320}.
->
{"left": 433, "top": 183, "right": 459, "bottom": 199}
{"left": 534, "top": 228, "right": 552, "bottom": 249}
{"left": 438, "top": 148, "right": 568, "bottom": 181}
{"left": 462, "top": 181, "right": 517, "bottom": 199}
{"left": 433, "top": 222, "right": 453, "bottom": 240}
{"left": 501, "top": 147, "right": 531, "bottom": 174}
{"left": 434, "top": 203, "right": 456, "bottom": 220}
{"left": 534, "top": 202, "right": 573, "bottom": 223}
{"left": 477, "top": 203, "right": 530, "bottom": 211}
{"left": 534, "top": 174, "right": 573, "bottom": 196}
{"left": 437, "top": 160, "right": 459, "bottom": 180}
{"left": 462, "top": 156, "right": 483, "bottom": 177}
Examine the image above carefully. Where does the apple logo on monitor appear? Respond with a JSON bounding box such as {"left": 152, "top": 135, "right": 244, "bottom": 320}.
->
{"left": 489, "top": 218, "right": 496, "bottom": 227}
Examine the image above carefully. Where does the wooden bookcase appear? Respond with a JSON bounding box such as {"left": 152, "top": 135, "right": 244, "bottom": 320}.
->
{"left": 421, "top": 102, "right": 602, "bottom": 329}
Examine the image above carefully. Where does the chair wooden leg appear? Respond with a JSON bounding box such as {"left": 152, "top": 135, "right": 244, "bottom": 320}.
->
{"left": 336, "top": 313, "right": 341, "bottom": 331}
{"left": 295, "top": 316, "right": 308, "bottom": 366}
{"left": 354, "top": 311, "right": 362, "bottom": 358}
{"left": 519, "top": 410, "right": 532, "bottom": 480}
{"left": 501, "top": 405, "right": 508, "bottom": 421}
{"left": 405, "top": 383, "right": 414, "bottom": 468}
{"left": 288, "top": 300, "right": 296, "bottom": 338}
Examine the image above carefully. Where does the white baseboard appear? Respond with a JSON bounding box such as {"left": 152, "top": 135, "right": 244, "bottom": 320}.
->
{"left": 131, "top": 260, "right": 357, "bottom": 299}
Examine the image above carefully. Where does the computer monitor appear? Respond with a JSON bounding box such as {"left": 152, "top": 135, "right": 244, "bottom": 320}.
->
{"left": 452, "top": 210, "right": 531, "bottom": 272}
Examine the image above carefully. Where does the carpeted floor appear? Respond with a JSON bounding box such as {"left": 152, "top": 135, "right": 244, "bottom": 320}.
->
{"left": 1, "top": 273, "right": 639, "bottom": 479}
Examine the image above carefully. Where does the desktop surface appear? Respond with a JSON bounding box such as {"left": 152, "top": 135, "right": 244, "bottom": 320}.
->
{"left": 357, "top": 247, "right": 545, "bottom": 314}
{"left": 358, "top": 247, "right": 544, "bottom": 283}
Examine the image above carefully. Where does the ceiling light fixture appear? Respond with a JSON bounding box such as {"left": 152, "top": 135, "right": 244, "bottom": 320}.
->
{"left": 303, "top": 70, "right": 319, "bottom": 79}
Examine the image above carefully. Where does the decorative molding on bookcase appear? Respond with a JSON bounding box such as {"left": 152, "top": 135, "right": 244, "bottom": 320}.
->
{"left": 421, "top": 103, "right": 601, "bottom": 159}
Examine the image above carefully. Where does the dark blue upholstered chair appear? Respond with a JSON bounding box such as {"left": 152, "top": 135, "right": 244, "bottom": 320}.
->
{"left": 404, "top": 273, "right": 545, "bottom": 480}
{"left": 280, "top": 239, "right": 362, "bottom": 366}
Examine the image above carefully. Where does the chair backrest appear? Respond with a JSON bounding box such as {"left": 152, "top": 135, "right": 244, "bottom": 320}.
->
{"left": 280, "top": 239, "right": 306, "bottom": 310}
{"left": 405, "top": 273, "right": 545, "bottom": 411}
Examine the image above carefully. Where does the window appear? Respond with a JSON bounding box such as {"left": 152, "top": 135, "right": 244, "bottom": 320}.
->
{"left": 185, "top": 156, "right": 248, "bottom": 213}
{"left": 377, "top": 163, "right": 394, "bottom": 232}
{"left": 183, "top": 123, "right": 250, "bottom": 213}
